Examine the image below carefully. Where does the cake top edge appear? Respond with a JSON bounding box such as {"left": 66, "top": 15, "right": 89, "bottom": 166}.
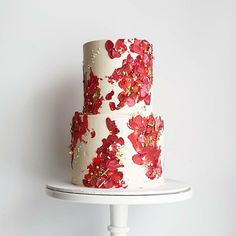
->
{"left": 72, "top": 111, "right": 161, "bottom": 116}
{"left": 83, "top": 38, "right": 152, "bottom": 47}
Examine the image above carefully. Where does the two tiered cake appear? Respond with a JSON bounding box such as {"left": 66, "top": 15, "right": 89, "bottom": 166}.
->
{"left": 69, "top": 39, "right": 164, "bottom": 190}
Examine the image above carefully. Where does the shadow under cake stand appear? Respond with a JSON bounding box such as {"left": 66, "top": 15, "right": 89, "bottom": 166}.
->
{"left": 46, "top": 179, "right": 192, "bottom": 236}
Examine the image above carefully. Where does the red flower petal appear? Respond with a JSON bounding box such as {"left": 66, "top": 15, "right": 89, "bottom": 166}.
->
{"left": 83, "top": 179, "right": 90, "bottom": 187}
{"left": 105, "top": 40, "right": 114, "bottom": 52}
{"left": 93, "top": 155, "right": 101, "bottom": 166}
{"left": 156, "top": 116, "right": 164, "bottom": 130}
{"left": 129, "top": 39, "right": 142, "bottom": 53}
{"left": 117, "top": 92, "right": 127, "bottom": 102}
{"left": 129, "top": 39, "right": 152, "bottom": 55}
{"left": 144, "top": 94, "right": 151, "bottom": 105}
{"left": 117, "top": 137, "right": 124, "bottom": 145}
{"left": 106, "top": 117, "right": 120, "bottom": 134}
{"left": 83, "top": 114, "right": 88, "bottom": 128}
{"left": 132, "top": 154, "right": 144, "bottom": 165}
{"left": 128, "top": 115, "right": 144, "bottom": 130}
{"left": 106, "top": 159, "right": 121, "bottom": 171}
{"left": 107, "top": 134, "right": 118, "bottom": 143}
{"left": 103, "top": 179, "right": 114, "bottom": 188}
{"left": 95, "top": 177, "right": 105, "bottom": 188}
{"left": 111, "top": 171, "right": 123, "bottom": 182}
{"left": 156, "top": 165, "right": 162, "bottom": 177}
{"left": 140, "top": 84, "right": 149, "bottom": 97}
{"left": 128, "top": 132, "right": 144, "bottom": 153}
{"left": 91, "top": 97, "right": 103, "bottom": 114}
{"left": 109, "top": 102, "right": 116, "bottom": 111}
{"left": 105, "top": 90, "right": 114, "bottom": 100}
{"left": 145, "top": 168, "right": 157, "bottom": 180}
{"left": 90, "top": 130, "right": 96, "bottom": 138}
{"left": 105, "top": 39, "right": 127, "bottom": 59}
{"left": 112, "top": 50, "right": 120, "bottom": 58}
{"left": 135, "top": 64, "right": 145, "bottom": 75}
{"left": 115, "top": 39, "right": 127, "bottom": 53}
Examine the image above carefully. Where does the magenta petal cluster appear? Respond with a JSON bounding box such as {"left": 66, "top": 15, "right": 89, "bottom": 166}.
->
{"left": 83, "top": 118, "right": 126, "bottom": 188}
{"left": 107, "top": 39, "right": 153, "bottom": 111}
{"left": 127, "top": 114, "right": 164, "bottom": 180}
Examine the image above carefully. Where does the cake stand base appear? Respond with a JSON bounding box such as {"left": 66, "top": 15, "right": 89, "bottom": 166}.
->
{"left": 46, "top": 179, "right": 192, "bottom": 236}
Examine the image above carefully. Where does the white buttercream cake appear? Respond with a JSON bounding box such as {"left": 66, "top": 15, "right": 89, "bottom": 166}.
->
{"left": 69, "top": 39, "right": 164, "bottom": 190}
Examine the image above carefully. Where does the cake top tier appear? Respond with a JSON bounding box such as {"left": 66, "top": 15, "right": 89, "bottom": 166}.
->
{"left": 82, "top": 39, "right": 154, "bottom": 115}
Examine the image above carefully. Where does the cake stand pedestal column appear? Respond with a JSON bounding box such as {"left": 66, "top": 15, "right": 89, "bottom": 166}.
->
{"left": 108, "top": 204, "right": 129, "bottom": 236}
{"left": 46, "top": 179, "right": 192, "bottom": 236}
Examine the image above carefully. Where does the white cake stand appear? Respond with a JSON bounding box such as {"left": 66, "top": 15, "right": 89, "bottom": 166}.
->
{"left": 46, "top": 179, "right": 192, "bottom": 236}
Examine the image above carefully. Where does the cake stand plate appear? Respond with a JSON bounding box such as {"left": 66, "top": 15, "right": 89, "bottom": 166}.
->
{"left": 46, "top": 179, "right": 192, "bottom": 236}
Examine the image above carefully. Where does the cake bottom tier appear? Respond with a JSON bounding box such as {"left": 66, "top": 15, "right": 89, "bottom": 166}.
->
{"left": 70, "top": 112, "right": 164, "bottom": 190}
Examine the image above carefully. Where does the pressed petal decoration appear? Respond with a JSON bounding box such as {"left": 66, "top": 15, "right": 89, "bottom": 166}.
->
{"left": 108, "top": 39, "right": 153, "bottom": 110}
{"left": 105, "top": 90, "right": 115, "bottom": 100}
{"left": 105, "top": 39, "right": 127, "bottom": 59}
{"left": 83, "top": 118, "right": 126, "bottom": 188}
{"left": 83, "top": 68, "right": 104, "bottom": 114}
{"left": 127, "top": 114, "right": 164, "bottom": 180}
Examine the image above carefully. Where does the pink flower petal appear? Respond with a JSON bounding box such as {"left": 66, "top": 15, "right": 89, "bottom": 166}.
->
{"left": 144, "top": 94, "right": 151, "bottom": 105}
{"left": 126, "top": 96, "right": 135, "bottom": 107}
{"left": 132, "top": 154, "right": 144, "bottom": 165}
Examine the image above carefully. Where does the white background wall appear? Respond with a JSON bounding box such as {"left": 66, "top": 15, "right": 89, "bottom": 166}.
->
{"left": 0, "top": 0, "right": 235, "bottom": 235}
